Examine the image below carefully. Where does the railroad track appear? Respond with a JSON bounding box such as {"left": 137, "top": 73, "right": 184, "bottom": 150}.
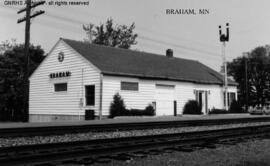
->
{"left": 1, "top": 116, "right": 270, "bottom": 138}
{"left": 1, "top": 124, "right": 270, "bottom": 166}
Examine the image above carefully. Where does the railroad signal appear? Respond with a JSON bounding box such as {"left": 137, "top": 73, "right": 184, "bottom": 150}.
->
{"left": 219, "top": 23, "right": 229, "bottom": 42}
{"left": 17, "top": 0, "right": 45, "bottom": 121}
{"left": 218, "top": 23, "right": 230, "bottom": 111}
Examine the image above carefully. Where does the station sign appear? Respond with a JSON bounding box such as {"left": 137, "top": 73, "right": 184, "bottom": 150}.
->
{"left": 49, "top": 71, "right": 71, "bottom": 79}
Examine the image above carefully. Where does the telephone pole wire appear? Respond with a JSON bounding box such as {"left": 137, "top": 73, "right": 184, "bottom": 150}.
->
{"left": 17, "top": 0, "right": 45, "bottom": 122}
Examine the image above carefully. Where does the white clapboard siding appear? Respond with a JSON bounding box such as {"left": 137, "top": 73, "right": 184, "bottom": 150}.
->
{"left": 192, "top": 84, "right": 223, "bottom": 111}
{"left": 102, "top": 75, "right": 237, "bottom": 115}
{"left": 29, "top": 40, "right": 101, "bottom": 116}
{"left": 174, "top": 82, "right": 195, "bottom": 114}
{"left": 102, "top": 76, "right": 155, "bottom": 115}
{"left": 30, "top": 39, "right": 238, "bottom": 118}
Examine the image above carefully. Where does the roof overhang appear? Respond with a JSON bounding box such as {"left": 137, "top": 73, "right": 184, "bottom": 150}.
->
{"left": 102, "top": 71, "right": 237, "bottom": 86}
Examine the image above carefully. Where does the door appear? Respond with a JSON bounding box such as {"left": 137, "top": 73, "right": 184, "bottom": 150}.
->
{"left": 85, "top": 85, "right": 95, "bottom": 106}
{"left": 155, "top": 85, "right": 175, "bottom": 116}
{"left": 195, "top": 90, "right": 208, "bottom": 114}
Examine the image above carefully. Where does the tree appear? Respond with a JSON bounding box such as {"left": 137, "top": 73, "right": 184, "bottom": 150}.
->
{"left": 0, "top": 39, "right": 17, "bottom": 54}
{"left": 227, "top": 46, "right": 270, "bottom": 107}
{"left": 109, "top": 93, "right": 126, "bottom": 118}
{"left": 0, "top": 41, "right": 45, "bottom": 121}
{"left": 83, "top": 18, "right": 138, "bottom": 49}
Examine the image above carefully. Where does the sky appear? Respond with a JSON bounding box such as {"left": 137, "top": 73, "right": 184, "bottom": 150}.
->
{"left": 1, "top": 0, "right": 270, "bottom": 71}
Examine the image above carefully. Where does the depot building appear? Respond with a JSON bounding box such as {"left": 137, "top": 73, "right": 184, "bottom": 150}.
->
{"left": 29, "top": 38, "right": 237, "bottom": 122}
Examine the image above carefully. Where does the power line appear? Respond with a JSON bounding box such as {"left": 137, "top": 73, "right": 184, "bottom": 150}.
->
{"left": 139, "top": 36, "right": 234, "bottom": 59}
{"left": 45, "top": 13, "right": 87, "bottom": 25}
{"left": 24, "top": 7, "right": 227, "bottom": 55}
{"left": 44, "top": 12, "right": 230, "bottom": 59}
{"left": 138, "top": 40, "right": 223, "bottom": 62}
{"left": 44, "top": 14, "right": 237, "bottom": 59}
{"left": 0, "top": 4, "right": 253, "bottom": 57}
{"left": 1, "top": 4, "right": 238, "bottom": 60}
{"left": 53, "top": 6, "right": 225, "bottom": 51}
{"left": 1, "top": 4, "right": 238, "bottom": 58}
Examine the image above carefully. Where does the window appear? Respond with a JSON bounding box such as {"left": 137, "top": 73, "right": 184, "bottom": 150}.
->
{"left": 54, "top": 83, "right": 67, "bottom": 92}
{"left": 224, "top": 92, "right": 236, "bottom": 107}
{"left": 121, "top": 82, "right": 139, "bottom": 91}
{"left": 85, "top": 85, "right": 95, "bottom": 106}
{"left": 229, "top": 92, "right": 236, "bottom": 105}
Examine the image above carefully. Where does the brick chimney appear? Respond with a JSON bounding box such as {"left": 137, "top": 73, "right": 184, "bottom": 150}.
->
{"left": 166, "top": 49, "right": 173, "bottom": 58}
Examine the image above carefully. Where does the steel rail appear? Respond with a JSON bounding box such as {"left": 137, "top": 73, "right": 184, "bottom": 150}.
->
{"left": 0, "top": 124, "right": 270, "bottom": 166}
{"left": 1, "top": 116, "right": 270, "bottom": 138}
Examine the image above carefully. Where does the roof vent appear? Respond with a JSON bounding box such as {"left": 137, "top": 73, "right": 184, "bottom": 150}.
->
{"left": 166, "top": 49, "right": 173, "bottom": 58}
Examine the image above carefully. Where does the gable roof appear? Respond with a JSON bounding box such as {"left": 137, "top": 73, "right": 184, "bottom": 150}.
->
{"left": 62, "top": 38, "right": 237, "bottom": 86}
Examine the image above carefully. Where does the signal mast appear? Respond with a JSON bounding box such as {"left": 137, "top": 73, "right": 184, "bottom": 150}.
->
{"left": 219, "top": 23, "right": 230, "bottom": 110}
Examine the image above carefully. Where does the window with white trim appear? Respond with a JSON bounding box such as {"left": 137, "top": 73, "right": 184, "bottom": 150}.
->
{"left": 121, "top": 82, "right": 139, "bottom": 91}
{"left": 54, "top": 83, "right": 67, "bottom": 92}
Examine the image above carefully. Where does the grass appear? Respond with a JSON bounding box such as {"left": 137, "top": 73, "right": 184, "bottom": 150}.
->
{"left": 92, "top": 138, "right": 270, "bottom": 166}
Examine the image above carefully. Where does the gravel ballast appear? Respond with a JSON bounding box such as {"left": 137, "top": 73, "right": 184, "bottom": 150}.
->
{"left": 0, "top": 122, "right": 270, "bottom": 147}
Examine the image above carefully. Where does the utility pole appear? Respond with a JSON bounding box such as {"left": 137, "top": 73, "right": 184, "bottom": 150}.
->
{"left": 17, "top": 0, "right": 45, "bottom": 121}
{"left": 244, "top": 52, "right": 249, "bottom": 111}
{"left": 219, "top": 23, "right": 230, "bottom": 110}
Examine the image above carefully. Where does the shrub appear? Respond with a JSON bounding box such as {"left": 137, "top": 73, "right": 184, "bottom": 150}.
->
{"left": 124, "top": 104, "right": 155, "bottom": 116}
{"left": 109, "top": 93, "right": 126, "bottom": 118}
{"left": 126, "top": 109, "right": 144, "bottom": 116}
{"left": 144, "top": 104, "right": 155, "bottom": 116}
{"left": 109, "top": 94, "right": 155, "bottom": 118}
{"left": 229, "top": 100, "right": 245, "bottom": 113}
{"left": 209, "top": 108, "right": 228, "bottom": 114}
{"left": 183, "top": 100, "right": 202, "bottom": 115}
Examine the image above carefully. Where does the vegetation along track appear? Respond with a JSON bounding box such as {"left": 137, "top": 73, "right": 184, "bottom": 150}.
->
{"left": 2, "top": 116, "right": 270, "bottom": 138}
{"left": 1, "top": 124, "right": 270, "bottom": 166}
